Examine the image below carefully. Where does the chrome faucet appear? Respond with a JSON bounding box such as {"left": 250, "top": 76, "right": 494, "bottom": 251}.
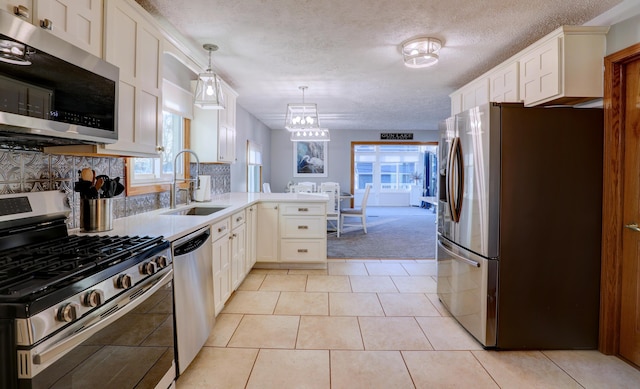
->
{"left": 170, "top": 149, "right": 200, "bottom": 208}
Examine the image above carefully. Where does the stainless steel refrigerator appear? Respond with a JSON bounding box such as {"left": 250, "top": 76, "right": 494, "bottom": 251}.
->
{"left": 436, "top": 102, "right": 603, "bottom": 349}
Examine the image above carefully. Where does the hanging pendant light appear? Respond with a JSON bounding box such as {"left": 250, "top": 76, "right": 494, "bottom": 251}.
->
{"left": 194, "top": 43, "right": 225, "bottom": 110}
{"left": 290, "top": 128, "right": 331, "bottom": 142}
{"left": 284, "top": 86, "right": 320, "bottom": 131}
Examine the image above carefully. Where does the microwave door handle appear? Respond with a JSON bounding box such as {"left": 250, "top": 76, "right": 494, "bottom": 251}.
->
{"left": 437, "top": 240, "right": 480, "bottom": 268}
{"left": 33, "top": 269, "right": 173, "bottom": 365}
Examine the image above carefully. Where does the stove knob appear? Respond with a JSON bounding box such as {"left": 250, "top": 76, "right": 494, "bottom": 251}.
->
{"left": 139, "top": 261, "right": 157, "bottom": 275}
{"left": 115, "top": 274, "right": 132, "bottom": 289}
{"left": 154, "top": 255, "right": 169, "bottom": 268}
{"left": 56, "top": 303, "right": 77, "bottom": 323}
{"left": 82, "top": 290, "right": 102, "bottom": 307}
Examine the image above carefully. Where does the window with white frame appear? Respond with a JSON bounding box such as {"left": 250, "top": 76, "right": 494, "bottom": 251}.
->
{"left": 354, "top": 144, "right": 427, "bottom": 192}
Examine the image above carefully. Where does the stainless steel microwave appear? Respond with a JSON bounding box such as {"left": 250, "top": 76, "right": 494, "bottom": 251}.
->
{"left": 0, "top": 11, "right": 118, "bottom": 148}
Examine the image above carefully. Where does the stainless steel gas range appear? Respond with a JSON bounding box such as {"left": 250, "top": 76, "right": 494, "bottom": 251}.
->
{"left": 0, "top": 191, "right": 175, "bottom": 389}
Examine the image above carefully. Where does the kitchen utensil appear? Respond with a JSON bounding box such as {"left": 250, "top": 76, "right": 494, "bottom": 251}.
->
{"left": 94, "top": 178, "right": 104, "bottom": 192}
{"left": 81, "top": 168, "right": 93, "bottom": 182}
{"left": 113, "top": 177, "right": 125, "bottom": 196}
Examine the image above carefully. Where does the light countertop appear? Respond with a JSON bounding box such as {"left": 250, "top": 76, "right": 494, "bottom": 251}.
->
{"left": 71, "top": 192, "right": 328, "bottom": 242}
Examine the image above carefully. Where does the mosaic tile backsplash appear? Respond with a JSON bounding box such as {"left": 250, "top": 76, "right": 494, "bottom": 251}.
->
{"left": 0, "top": 149, "right": 231, "bottom": 229}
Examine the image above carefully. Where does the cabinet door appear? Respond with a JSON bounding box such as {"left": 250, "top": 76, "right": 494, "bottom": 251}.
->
{"left": 218, "top": 126, "right": 236, "bottom": 163}
{"left": 34, "top": 0, "right": 103, "bottom": 57}
{"left": 212, "top": 233, "right": 231, "bottom": 315}
{"left": 0, "top": 0, "right": 33, "bottom": 22}
{"left": 246, "top": 205, "right": 257, "bottom": 272}
{"left": 191, "top": 107, "right": 220, "bottom": 162}
{"left": 489, "top": 62, "right": 520, "bottom": 103}
{"left": 102, "top": 0, "right": 162, "bottom": 157}
{"left": 256, "top": 203, "right": 279, "bottom": 262}
{"left": 461, "top": 78, "right": 489, "bottom": 111}
{"left": 231, "top": 223, "right": 246, "bottom": 290}
{"left": 519, "top": 37, "right": 560, "bottom": 105}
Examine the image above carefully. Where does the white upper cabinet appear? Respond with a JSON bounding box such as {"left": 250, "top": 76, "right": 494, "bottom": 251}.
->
{"left": 102, "top": 0, "right": 162, "bottom": 156}
{"left": 0, "top": 0, "right": 33, "bottom": 22}
{"left": 451, "top": 25, "right": 609, "bottom": 113}
{"left": 191, "top": 81, "right": 238, "bottom": 163}
{"left": 489, "top": 62, "right": 520, "bottom": 103}
{"left": 518, "top": 26, "right": 609, "bottom": 106}
{"left": 35, "top": 0, "right": 103, "bottom": 57}
{"left": 0, "top": 0, "right": 103, "bottom": 57}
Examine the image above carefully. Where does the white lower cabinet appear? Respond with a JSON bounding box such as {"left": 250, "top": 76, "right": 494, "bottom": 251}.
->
{"left": 211, "top": 218, "right": 231, "bottom": 316}
{"left": 230, "top": 210, "right": 246, "bottom": 290}
{"left": 246, "top": 205, "right": 257, "bottom": 272}
{"left": 255, "top": 201, "right": 327, "bottom": 265}
{"left": 256, "top": 203, "right": 280, "bottom": 262}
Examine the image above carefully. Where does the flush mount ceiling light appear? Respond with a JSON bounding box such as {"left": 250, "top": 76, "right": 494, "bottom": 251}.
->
{"left": 0, "top": 39, "right": 32, "bottom": 65}
{"left": 290, "top": 128, "right": 331, "bottom": 142}
{"left": 285, "top": 86, "right": 320, "bottom": 131}
{"left": 194, "top": 43, "right": 225, "bottom": 110}
{"left": 402, "top": 37, "right": 442, "bottom": 68}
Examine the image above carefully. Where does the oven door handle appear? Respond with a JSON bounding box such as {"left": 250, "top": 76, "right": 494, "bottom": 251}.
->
{"left": 33, "top": 269, "right": 173, "bottom": 365}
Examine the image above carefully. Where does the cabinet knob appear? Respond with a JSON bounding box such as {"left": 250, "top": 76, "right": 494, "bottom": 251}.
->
{"left": 298, "top": 208, "right": 309, "bottom": 212}
{"left": 13, "top": 5, "right": 29, "bottom": 19}
{"left": 156, "top": 145, "right": 165, "bottom": 152}
{"left": 297, "top": 249, "right": 308, "bottom": 253}
{"left": 40, "top": 18, "right": 53, "bottom": 30}
{"left": 298, "top": 225, "right": 309, "bottom": 229}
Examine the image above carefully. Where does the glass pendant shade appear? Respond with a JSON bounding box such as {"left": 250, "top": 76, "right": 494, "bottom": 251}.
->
{"left": 285, "top": 86, "right": 320, "bottom": 131}
{"left": 194, "top": 43, "right": 225, "bottom": 110}
{"left": 290, "top": 128, "right": 330, "bottom": 142}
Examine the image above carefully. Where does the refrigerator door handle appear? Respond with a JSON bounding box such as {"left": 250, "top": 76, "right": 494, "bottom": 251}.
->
{"left": 437, "top": 240, "right": 480, "bottom": 268}
{"left": 447, "top": 137, "right": 464, "bottom": 222}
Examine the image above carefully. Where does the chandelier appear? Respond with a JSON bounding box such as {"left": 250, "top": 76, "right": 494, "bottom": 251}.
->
{"left": 402, "top": 37, "right": 442, "bottom": 68}
{"left": 290, "top": 128, "right": 331, "bottom": 142}
{"left": 284, "top": 86, "right": 320, "bottom": 131}
{"left": 194, "top": 43, "right": 225, "bottom": 109}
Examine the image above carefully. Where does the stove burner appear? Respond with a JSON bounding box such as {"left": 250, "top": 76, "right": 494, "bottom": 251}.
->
{"left": 0, "top": 235, "right": 166, "bottom": 300}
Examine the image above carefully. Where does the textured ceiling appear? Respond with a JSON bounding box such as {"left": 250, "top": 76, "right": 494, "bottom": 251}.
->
{"left": 136, "top": 0, "right": 622, "bottom": 131}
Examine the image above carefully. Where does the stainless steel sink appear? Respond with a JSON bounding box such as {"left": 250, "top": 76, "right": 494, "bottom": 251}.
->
{"left": 162, "top": 206, "right": 227, "bottom": 216}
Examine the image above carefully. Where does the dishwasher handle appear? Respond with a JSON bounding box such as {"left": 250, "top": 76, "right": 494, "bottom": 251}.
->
{"left": 173, "top": 227, "right": 211, "bottom": 256}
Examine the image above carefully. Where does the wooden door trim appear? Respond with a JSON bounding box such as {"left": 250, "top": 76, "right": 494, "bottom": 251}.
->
{"left": 600, "top": 42, "right": 640, "bottom": 354}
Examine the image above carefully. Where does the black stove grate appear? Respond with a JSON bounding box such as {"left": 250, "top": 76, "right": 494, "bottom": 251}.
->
{"left": 0, "top": 235, "right": 166, "bottom": 300}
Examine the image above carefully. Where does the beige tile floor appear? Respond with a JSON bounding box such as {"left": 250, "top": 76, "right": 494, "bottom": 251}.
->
{"left": 176, "top": 259, "right": 640, "bottom": 389}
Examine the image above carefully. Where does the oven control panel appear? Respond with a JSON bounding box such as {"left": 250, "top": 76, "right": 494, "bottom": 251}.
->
{"left": 14, "top": 246, "right": 172, "bottom": 347}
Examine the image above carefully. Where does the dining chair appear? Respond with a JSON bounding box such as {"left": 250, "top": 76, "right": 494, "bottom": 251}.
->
{"left": 340, "top": 184, "right": 371, "bottom": 234}
{"left": 292, "top": 182, "right": 315, "bottom": 193}
{"left": 297, "top": 181, "right": 317, "bottom": 192}
{"left": 263, "top": 182, "right": 271, "bottom": 193}
{"left": 321, "top": 184, "right": 340, "bottom": 237}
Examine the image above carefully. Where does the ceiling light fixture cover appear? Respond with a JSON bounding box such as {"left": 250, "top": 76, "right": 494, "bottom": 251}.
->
{"left": 194, "top": 43, "right": 225, "bottom": 110}
{"left": 402, "top": 37, "right": 442, "bottom": 68}
{"left": 290, "top": 128, "right": 331, "bottom": 142}
{"left": 285, "top": 86, "right": 320, "bottom": 131}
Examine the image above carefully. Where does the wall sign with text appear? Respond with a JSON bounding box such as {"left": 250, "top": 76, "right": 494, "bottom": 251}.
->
{"left": 380, "top": 133, "right": 414, "bottom": 140}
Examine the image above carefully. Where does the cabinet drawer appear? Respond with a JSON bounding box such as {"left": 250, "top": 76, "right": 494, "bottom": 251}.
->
{"left": 231, "top": 209, "right": 246, "bottom": 229}
{"left": 280, "top": 216, "right": 326, "bottom": 238}
{"left": 279, "top": 202, "right": 325, "bottom": 216}
{"left": 211, "top": 218, "right": 230, "bottom": 241}
{"left": 280, "top": 239, "right": 326, "bottom": 262}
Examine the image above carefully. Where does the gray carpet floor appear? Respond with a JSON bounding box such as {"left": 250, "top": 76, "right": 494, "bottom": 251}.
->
{"left": 327, "top": 206, "right": 437, "bottom": 259}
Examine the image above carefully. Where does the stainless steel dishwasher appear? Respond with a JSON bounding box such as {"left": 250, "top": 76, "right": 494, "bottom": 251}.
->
{"left": 172, "top": 226, "right": 214, "bottom": 375}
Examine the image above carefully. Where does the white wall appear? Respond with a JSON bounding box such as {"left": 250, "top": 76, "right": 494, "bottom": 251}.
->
{"left": 269, "top": 129, "right": 439, "bottom": 194}
{"left": 231, "top": 104, "right": 272, "bottom": 192}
